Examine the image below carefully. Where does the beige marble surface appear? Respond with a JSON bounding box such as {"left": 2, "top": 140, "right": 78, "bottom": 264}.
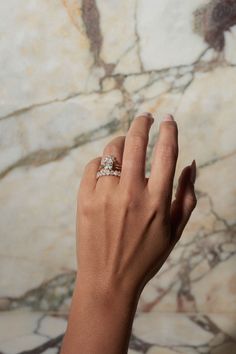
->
{"left": 0, "top": 0, "right": 236, "bottom": 353}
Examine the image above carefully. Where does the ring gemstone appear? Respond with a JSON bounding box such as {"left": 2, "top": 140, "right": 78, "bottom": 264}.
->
{"left": 96, "top": 154, "right": 122, "bottom": 179}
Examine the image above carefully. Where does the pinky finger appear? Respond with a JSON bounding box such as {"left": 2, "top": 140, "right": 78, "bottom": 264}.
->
{"left": 170, "top": 160, "right": 197, "bottom": 245}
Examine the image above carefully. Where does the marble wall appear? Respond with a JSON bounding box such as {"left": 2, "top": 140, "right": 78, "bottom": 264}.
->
{"left": 0, "top": 0, "right": 236, "bottom": 353}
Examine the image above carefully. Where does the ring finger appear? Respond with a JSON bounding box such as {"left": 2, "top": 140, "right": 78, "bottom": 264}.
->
{"left": 96, "top": 135, "right": 125, "bottom": 190}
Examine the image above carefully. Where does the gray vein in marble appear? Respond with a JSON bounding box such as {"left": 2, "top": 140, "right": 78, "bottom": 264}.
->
{"left": 114, "top": 43, "right": 137, "bottom": 71}
{"left": 197, "top": 150, "right": 236, "bottom": 170}
{"left": 33, "top": 315, "right": 47, "bottom": 338}
{"left": 129, "top": 313, "right": 236, "bottom": 353}
{"left": 1, "top": 1, "right": 235, "bottom": 124}
{"left": 0, "top": 92, "right": 84, "bottom": 121}
{"left": 129, "top": 333, "right": 152, "bottom": 353}
{"left": 81, "top": 0, "right": 102, "bottom": 65}
{"left": 193, "top": 0, "right": 236, "bottom": 51}
{"left": 134, "top": 0, "right": 144, "bottom": 72}
{"left": 0, "top": 117, "right": 121, "bottom": 179}
{"left": 189, "top": 314, "right": 236, "bottom": 349}
{"left": 0, "top": 46, "right": 219, "bottom": 122}
{"left": 80, "top": 0, "right": 115, "bottom": 75}
{"left": 138, "top": 216, "right": 235, "bottom": 313}
{"left": 4, "top": 272, "right": 76, "bottom": 312}
{"left": 17, "top": 334, "right": 63, "bottom": 354}
{"left": 207, "top": 196, "right": 233, "bottom": 232}
{"left": 3, "top": 213, "right": 235, "bottom": 314}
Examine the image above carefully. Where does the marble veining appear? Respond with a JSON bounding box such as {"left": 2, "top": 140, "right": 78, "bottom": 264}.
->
{"left": 0, "top": 0, "right": 236, "bottom": 353}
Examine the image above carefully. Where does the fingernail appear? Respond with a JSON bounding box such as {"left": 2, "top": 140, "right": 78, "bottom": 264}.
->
{"left": 135, "top": 112, "right": 154, "bottom": 124}
{"left": 190, "top": 160, "right": 196, "bottom": 184}
{"left": 162, "top": 114, "right": 174, "bottom": 122}
{"left": 139, "top": 112, "right": 153, "bottom": 118}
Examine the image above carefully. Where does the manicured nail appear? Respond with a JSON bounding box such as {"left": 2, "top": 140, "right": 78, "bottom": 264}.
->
{"left": 139, "top": 112, "right": 153, "bottom": 118}
{"left": 190, "top": 160, "right": 196, "bottom": 184}
{"left": 162, "top": 114, "right": 174, "bottom": 122}
{"left": 135, "top": 112, "right": 154, "bottom": 124}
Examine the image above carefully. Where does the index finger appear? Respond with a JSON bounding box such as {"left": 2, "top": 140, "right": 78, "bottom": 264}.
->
{"left": 148, "top": 114, "right": 178, "bottom": 208}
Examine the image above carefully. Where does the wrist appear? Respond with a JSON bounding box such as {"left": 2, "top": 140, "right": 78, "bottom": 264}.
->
{"left": 73, "top": 273, "right": 139, "bottom": 312}
{"left": 61, "top": 274, "right": 140, "bottom": 354}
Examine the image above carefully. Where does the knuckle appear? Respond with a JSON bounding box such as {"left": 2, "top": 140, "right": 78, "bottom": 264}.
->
{"left": 78, "top": 197, "right": 93, "bottom": 216}
{"left": 112, "top": 135, "right": 126, "bottom": 143}
{"left": 103, "top": 146, "right": 116, "bottom": 157}
{"left": 85, "top": 157, "right": 101, "bottom": 170}
{"left": 158, "top": 142, "right": 178, "bottom": 162}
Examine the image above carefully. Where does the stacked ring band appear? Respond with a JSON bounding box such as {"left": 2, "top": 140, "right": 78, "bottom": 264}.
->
{"left": 96, "top": 155, "right": 122, "bottom": 179}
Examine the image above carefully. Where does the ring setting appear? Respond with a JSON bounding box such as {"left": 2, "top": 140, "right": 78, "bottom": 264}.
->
{"left": 96, "top": 155, "right": 122, "bottom": 179}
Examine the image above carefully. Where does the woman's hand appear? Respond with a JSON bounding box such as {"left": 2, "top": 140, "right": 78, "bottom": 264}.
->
{"left": 61, "top": 113, "right": 197, "bottom": 354}
{"left": 76, "top": 113, "right": 197, "bottom": 297}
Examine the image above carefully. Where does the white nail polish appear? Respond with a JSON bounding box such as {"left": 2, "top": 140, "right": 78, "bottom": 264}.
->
{"left": 162, "top": 114, "right": 174, "bottom": 122}
{"left": 136, "top": 112, "right": 154, "bottom": 119}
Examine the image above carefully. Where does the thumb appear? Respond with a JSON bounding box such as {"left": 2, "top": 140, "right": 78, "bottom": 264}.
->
{"left": 170, "top": 160, "right": 197, "bottom": 245}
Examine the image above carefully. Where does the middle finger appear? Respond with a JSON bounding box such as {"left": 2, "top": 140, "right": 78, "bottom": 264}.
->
{"left": 119, "top": 113, "right": 154, "bottom": 188}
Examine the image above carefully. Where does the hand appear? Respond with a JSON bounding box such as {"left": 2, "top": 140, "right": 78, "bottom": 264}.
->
{"left": 61, "top": 112, "right": 197, "bottom": 354}
{"left": 76, "top": 113, "right": 197, "bottom": 298}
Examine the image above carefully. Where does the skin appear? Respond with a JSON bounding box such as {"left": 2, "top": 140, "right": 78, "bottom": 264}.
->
{"left": 60, "top": 113, "right": 197, "bottom": 354}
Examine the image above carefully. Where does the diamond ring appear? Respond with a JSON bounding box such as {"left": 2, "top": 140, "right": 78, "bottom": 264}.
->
{"left": 96, "top": 155, "right": 122, "bottom": 179}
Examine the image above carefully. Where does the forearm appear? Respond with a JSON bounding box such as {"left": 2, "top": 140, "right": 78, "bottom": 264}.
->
{"left": 60, "top": 274, "right": 139, "bottom": 354}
